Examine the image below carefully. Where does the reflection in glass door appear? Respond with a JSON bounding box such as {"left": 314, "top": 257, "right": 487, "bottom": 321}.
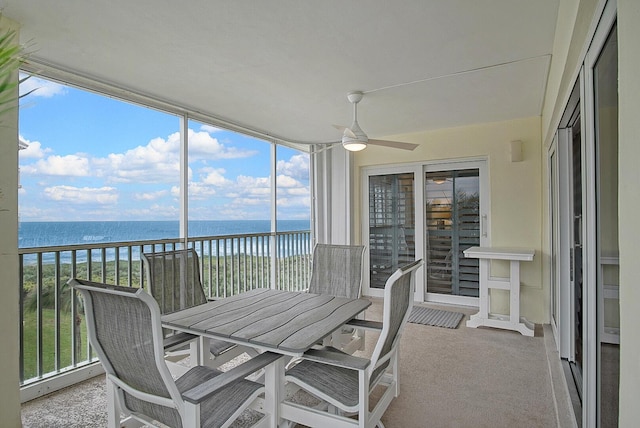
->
{"left": 368, "top": 173, "right": 415, "bottom": 289}
{"left": 593, "top": 23, "right": 619, "bottom": 428}
{"left": 425, "top": 169, "right": 480, "bottom": 299}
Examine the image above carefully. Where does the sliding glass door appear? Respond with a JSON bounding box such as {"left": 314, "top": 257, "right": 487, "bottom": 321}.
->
{"left": 550, "top": 4, "right": 618, "bottom": 425}
{"left": 593, "top": 22, "right": 619, "bottom": 428}
{"left": 368, "top": 172, "right": 416, "bottom": 289}
{"left": 424, "top": 160, "right": 488, "bottom": 306}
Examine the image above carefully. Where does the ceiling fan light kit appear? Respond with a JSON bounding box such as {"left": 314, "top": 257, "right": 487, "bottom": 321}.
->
{"left": 342, "top": 141, "right": 368, "bottom": 151}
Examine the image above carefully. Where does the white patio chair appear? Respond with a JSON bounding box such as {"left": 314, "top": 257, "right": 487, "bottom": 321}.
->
{"left": 284, "top": 259, "right": 423, "bottom": 428}
{"left": 142, "top": 249, "right": 250, "bottom": 368}
{"left": 308, "top": 244, "right": 366, "bottom": 354}
{"left": 69, "top": 278, "right": 281, "bottom": 428}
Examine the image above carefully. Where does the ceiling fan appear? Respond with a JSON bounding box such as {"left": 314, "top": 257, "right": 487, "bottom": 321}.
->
{"left": 332, "top": 91, "right": 418, "bottom": 152}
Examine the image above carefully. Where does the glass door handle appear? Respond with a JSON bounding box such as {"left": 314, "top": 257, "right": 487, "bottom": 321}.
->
{"left": 482, "top": 214, "right": 487, "bottom": 237}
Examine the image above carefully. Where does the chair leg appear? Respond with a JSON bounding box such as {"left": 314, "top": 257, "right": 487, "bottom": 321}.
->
{"left": 358, "top": 369, "right": 369, "bottom": 428}
{"left": 106, "top": 379, "right": 120, "bottom": 428}
{"left": 184, "top": 402, "right": 201, "bottom": 427}
{"left": 392, "top": 353, "right": 400, "bottom": 397}
{"left": 264, "top": 357, "right": 285, "bottom": 427}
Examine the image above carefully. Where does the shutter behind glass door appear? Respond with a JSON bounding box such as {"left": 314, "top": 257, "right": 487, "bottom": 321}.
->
{"left": 368, "top": 173, "right": 415, "bottom": 289}
{"left": 425, "top": 169, "right": 480, "bottom": 297}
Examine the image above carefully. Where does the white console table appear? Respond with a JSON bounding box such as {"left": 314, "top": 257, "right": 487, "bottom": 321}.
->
{"left": 464, "top": 247, "right": 535, "bottom": 336}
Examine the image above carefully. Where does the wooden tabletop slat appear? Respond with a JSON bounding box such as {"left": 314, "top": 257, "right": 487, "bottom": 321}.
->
{"left": 161, "top": 288, "right": 371, "bottom": 355}
{"left": 162, "top": 288, "right": 271, "bottom": 325}
{"left": 196, "top": 292, "right": 328, "bottom": 337}
{"left": 235, "top": 295, "right": 347, "bottom": 344}
{"left": 277, "top": 299, "right": 370, "bottom": 352}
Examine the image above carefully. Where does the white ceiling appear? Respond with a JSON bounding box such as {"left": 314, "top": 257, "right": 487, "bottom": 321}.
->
{"left": 4, "top": 0, "right": 559, "bottom": 146}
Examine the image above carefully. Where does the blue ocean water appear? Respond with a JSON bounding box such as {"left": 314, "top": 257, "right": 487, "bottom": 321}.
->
{"left": 19, "top": 220, "right": 310, "bottom": 248}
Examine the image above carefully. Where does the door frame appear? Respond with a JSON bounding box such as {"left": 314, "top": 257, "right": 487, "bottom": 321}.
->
{"left": 548, "top": 128, "right": 573, "bottom": 359}
{"left": 361, "top": 156, "right": 489, "bottom": 304}
{"left": 583, "top": 3, "right": 618, "bottom": 424}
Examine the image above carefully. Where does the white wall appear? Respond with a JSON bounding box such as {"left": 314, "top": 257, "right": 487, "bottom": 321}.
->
{"left": 353, "top": 116, "right": 545, "bottom": 322}
{"left": 0, "top": 15, "right": 23, "bottom": 428}
{"left": 617, "top": 0, "right": 640, "bottom": 424}
{"left": 542, "top": 0, "right": 599, "bottom": 145}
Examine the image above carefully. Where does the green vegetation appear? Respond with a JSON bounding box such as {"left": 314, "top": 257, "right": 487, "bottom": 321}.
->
{"left": 20, "top": 253, "right": 310, "bottom": 381}
{"left": 0, "top": 13, "right": 34, "bottom": 120}
{"left": 21, "top": 308, "right": 89, "bottom": 381}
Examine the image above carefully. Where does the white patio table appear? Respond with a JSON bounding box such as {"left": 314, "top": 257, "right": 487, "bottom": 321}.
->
{"left": 162, "top": 287, "right": 371, "bottom": 427}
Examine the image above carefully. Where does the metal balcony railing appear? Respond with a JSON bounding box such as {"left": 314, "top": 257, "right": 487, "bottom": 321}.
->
{"left": 18, "top": 230, "right": 311, "bottom": 387}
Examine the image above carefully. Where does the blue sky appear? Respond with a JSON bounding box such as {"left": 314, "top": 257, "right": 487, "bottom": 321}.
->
{"left": 18, "top": 76, "right": 310, "bottom": 222}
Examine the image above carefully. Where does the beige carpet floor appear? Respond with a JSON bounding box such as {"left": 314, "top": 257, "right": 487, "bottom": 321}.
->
{"left": 21, "top": 299, "right": 572, "bottom": 428}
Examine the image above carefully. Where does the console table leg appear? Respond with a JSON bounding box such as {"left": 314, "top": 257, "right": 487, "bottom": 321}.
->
{"left": 510, "top": 260, "right": 520, "bottom": 325}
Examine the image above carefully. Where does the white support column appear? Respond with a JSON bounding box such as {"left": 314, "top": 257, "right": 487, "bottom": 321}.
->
{"left": 310, "top": 145, "right": 353, "bottom": 245}
{"left": 179, "top": 115, "right": 189, "bottom": 248}
{"left": 270, "top": 142, "right": 278, "bottom": 289}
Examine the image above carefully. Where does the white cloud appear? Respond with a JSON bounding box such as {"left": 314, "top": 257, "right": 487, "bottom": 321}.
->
{"left": 277, "top": 196, "right": 311, "bottom": 208}
{"left": 230, "top": 197, "right": 268, "bottom": 206}
{"left": 200, "top": 124, "right": 223, "bottom": 134}
{"left": 276, "top": 174, "right": 302, "bottom": 188}
{"left": 18, "top": 137, "right": 52, "bottom": 159}
{"left": 207, "top": 175, "right": 271, "bottom": 202}
{"left": 20, "top": 76, "right": 67, "bottom": 98}
{"left": 43, "top": 185, "right": 118, "bottom": 204}
{"left": 22, "top": 154, "right": 91, "bottom": 176}
{"left": 236, "top": 175, "right": 270, "bottom": 189}
{"left": 188, "top": 182, "right": 219, "bottom": 200}
{"left": 188, "top": 129, "right": 258, "bottom": 160}
{"left": 277, "top": 154, "right": 309, "bottom": 180}
{"left": 200, "top": 168, "right": 232, "bottom": 186}
{"left": 20, "top": 125, "right": 311, "bottom": 221}
{"left": 285, "top": 187, "right": 310, "bottom": 196}
{"left": 123, "top": 204, "right": 179, "bottom": 220}
{"left": 133, "top": 190, "right": 167, "bottom": 201}
{"left": 89, "top": 129, "right": 254, "bottom": 184}
{"left": 20, "top": 128, "right": 259, "bottom": 185}
{"left": 94, "top": 133, "right": 182, "bottom": 184}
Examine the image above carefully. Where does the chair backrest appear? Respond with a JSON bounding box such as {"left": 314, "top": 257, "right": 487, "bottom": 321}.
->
{"left": 69, "top": 278, "right": 184, "bottom": 427}
{"left": 368, "top": 259, "right": 423, "bottom": 384}
{"left": 142, "top": 248, "right": 207, "bottom": 314}
{"left": 308, "top": 244, "right": 365, "bottom": 299}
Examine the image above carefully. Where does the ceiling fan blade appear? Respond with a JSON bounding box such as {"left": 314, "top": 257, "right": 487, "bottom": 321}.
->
{"left": 333, "top": 124, "right": 356, "bottom": 139}
{"left": 368, "top": 139, "right": 419, "bottom": 151}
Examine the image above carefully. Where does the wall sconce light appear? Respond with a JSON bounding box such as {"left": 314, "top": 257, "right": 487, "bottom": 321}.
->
{"left": 510, "top": 140, "right": 523, "bottom": 162}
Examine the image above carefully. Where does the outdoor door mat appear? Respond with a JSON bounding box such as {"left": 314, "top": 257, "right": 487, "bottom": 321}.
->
{"left": 408, "top": 306, "right": 464, "bottom": 329}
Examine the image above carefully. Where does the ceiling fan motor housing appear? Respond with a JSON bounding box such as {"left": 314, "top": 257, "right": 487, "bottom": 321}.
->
{"left": 347, "top": 91, "right": 364, "bottom": 104}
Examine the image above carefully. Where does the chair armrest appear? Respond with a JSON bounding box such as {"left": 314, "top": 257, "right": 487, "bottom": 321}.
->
{"left": 345, "top": 319, "right": 383, "bottom": 331}
{"left": 301, "top": 347, "right": 370, "bottom": 371}
{"left": 182, "top": 352, "right": 282, "bottom": 404}
{"left": 163, "top": 332, "right": 198, "bottom": 351}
